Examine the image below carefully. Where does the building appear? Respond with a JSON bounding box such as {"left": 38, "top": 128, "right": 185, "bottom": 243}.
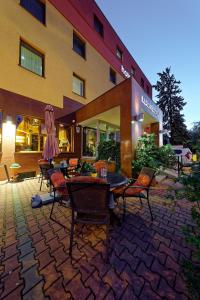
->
{"left": 0, "top": 0, "right": 162, "bottom": 180}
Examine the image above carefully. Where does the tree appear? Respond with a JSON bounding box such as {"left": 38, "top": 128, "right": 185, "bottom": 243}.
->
{"left": 153, "top": 67, "right": 188, "bottom": 145}
{"left": 188, "top": 122, "right": 200, "bottom": 154}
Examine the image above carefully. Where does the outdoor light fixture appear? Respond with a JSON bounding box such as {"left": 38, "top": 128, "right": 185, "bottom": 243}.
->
{"left": 131, "top": 113, "right": 144, "bottom": 123}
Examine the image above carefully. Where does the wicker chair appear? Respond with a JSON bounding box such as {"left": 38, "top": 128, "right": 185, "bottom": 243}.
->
{"left": 38, "top": 163, "right": 52, "bottom": 191}
{"left": 67, "top": 179, "right": 110, "bottom": 262}
{"left": 49, "top": 171, "right": 70, "bottom": 226}
{"left": 113, "top": 167, "right": 156, "bottom": 221}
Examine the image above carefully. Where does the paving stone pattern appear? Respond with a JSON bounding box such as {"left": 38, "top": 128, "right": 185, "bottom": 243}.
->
{"left": 0, "top": 178, "right": 194, "bottom": 299}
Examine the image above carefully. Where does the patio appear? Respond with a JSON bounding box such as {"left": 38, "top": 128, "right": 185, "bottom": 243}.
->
{"left": 0, "top": 178, "right": 193, "bottom": 299}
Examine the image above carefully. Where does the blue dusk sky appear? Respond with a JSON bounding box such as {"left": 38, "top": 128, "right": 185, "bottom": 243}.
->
{"left": 95, "top": 0, "right": 200, "bottom": 129}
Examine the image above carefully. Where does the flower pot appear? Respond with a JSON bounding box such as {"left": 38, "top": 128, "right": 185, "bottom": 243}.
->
{"left": 107, "top": 161, "right": 116, "bottom": 173}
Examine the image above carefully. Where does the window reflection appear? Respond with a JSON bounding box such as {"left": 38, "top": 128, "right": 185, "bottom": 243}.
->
{"left": 15, "top": 115, "right": 46, "bottom": 152}
{"left": 58, "top": 124, "right": 74, "bottom": 153}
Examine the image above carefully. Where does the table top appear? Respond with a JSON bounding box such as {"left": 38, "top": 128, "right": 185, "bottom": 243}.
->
{"left": 106, "top": 172, "right": 128, "bottom": 188}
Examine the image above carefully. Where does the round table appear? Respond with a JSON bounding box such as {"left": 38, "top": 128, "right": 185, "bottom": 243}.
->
{"left": 106, "top": 172, "right": 128, "bottom": 189}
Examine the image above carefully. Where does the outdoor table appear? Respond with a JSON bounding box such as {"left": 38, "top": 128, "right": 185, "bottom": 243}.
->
{"left": 105, "top": 172, "right": 128, "bottom": 189}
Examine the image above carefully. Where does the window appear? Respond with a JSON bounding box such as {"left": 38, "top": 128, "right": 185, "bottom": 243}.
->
{"left": 116, "top": 47, "right": 123, "bottom": 61}
{"left": 58, "top": 124, "right": 74, "bottom": 153}
{"left": 20, "top": 0, "right": 45, "bottom": 24}
{"left": 141, "top": 77, "right": 144, "bottom": 88}
{"left": 15, "top": 115, "right": 46, "bottom": 152}
{"left": 20, "top": 40, "right": 44, "bottom": 76}
{"left": 146, "top": 85, "right": 150, "bottom": 95}
{"left": 83, "top": 127, "right": 97, "bottom": 157}
{"left": 73, "top": 32, "right": 86, "bottom": 59}
{"left": 131, "top": 67, "right": 135, "bottom": 76}
{"left": 0, "top": 111, "right": 2, "bottom": 152}
{"left": 94, "top": 15, "right": 104, "bottom": 37}
{"left": 110, "top": 68, "right": 116, "bottom": 84}
{"left": 72, "top": 73, "right": 85, "bottom": 97}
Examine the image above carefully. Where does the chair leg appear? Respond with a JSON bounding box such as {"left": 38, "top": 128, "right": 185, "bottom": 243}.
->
{"left": 40, "top": 177, "right": 43, "bottom": 191}
{"left": 147, "top": 196, "right": 154, "bottom": 221}
{"left": 105, "top": 222, "right": 109, "bottom": 263}
{"left": 123, "top": 196, "right": 126, "bottom": 221}
{"left": 139, "top": 196, "right": 143, "bottom": 207}
{"left": 50, "top": 200, "right": 55, "bottom": 220}
{"left": 69, "top": 214, "right": 75, "bottom": 256}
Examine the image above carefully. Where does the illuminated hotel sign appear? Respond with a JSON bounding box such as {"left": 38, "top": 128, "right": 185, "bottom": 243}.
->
{"left": 121, "top": 65, "right": 130, "bottom": 78}
{"left": 141, "top": 95, "right": 159, "bottom": 116}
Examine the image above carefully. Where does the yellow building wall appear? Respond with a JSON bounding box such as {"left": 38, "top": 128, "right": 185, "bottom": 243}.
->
{"left": 0, "top": 0, "right": 123, "bottom": 108}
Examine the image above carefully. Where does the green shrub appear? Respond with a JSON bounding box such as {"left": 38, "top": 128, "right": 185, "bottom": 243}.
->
{"left": 97, "top": 140, "right": 120, "bottom": 169}
{"left": 176, "top": 175, "right": 200, "bottom": 299}
{"left": 132, "top": 134, "right": 176, "bottom": 175}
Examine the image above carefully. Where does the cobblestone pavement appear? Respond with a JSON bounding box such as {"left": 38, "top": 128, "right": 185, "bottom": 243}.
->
{"left": 0, "top": 178, "right": 194, "bottom": 299}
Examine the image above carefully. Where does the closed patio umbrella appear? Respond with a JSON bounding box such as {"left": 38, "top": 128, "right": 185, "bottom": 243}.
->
{"left": 43, "top": 105, "right": 60, "bottom": 162}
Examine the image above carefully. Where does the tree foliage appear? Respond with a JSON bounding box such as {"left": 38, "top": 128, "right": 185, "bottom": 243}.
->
{"left": 132, "top": 134, "right": 176, "bottom": 175}
{"left": 153, "top": 67, "right": 188, "bottom": 145}
{"left": 187, "top": 122, "right": 200, "bottom": 155}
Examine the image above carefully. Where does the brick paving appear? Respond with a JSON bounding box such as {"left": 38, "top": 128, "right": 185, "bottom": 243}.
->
{"left": 0, "top": 178, "right": 194, "bottom": 299}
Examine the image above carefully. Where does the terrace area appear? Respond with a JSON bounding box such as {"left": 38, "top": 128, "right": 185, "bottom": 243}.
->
{"left": 0, "top": 177, "right": 193, "bottom": 300}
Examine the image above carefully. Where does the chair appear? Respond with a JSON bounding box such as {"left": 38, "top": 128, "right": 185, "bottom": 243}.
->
{"left": 93, "top": 160, "right": 107, "bottom": 174}
{"left": 66, "top": 177, "right": 110, "bottom": 261}
{"left": 67, "top": 158, "right": 80, "bottom": 177}
{"left": 49, "top": 171, "right": 70, "bottom": 228}
{"left": 38, "top": 163, "right": 52, "bottom": 191}
{"left": 113, "top": 167, "right": 156, "bottom": 221}
{"left": 38, "top": 159, "right": 49, "bottom": 183}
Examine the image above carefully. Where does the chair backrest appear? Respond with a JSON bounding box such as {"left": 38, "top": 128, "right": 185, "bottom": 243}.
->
{"left": 39, "top": 164, "right": 52, "bottom": 178}
{"left": 135, "top": 167, "right": 155, "bottom": 188}
{"left": 51, "top": 171, "right": 68, "bottom": 196}
{"left": 67, "top": 178, "right": 110, "bottom": 214}
{"left": 93, "top": 160, "right": 107, "bottom": 173}
{"left": 69, "top": 158, "right": 79, "bottom": 167}
{"left": 51, "top": 171, "right": 66, "bottom": 188}
{"left": 38, "top": 159, "right": 49, "bottom": 165}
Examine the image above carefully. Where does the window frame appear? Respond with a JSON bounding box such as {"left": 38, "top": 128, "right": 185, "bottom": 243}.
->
{"left": 20, "top": 0, "right": 46, "bottom": 25}
{"left": 116, "top": 47, "right": 123, "bottom": 61}
{"left": 73, "top": 31, "right": 86, "bottom": 59}
{"left": 109, "top": 68, "right": 116, "bottom": 85}
{"left": 19, "top": 39, "right": 45, "bottom": 77}
{"left": 93, "top": 14, "right": 104, "bottom": 38}
{"left": 57, "top": 123, "right": 75, "bottom": 153}
{"left": 72, "top": 73, "right": 85, "bottom": 98}
{"left": 15, "top": 114, "right": 46, "bottom": 153}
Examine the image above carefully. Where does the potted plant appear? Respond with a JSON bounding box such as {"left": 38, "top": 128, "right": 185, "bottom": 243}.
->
{"left": 79, "top": 162, "right": 96, "bottom": 176}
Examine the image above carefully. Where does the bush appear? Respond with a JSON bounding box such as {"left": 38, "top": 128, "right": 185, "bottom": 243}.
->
{"left": 97, "top": 140, "right": 120, "bottom": 169}
{"left": 176, "top": 175, "right": 200, "bottom": 299}
{"left": 132, "top": 134, "right": 176, "bottom": 175}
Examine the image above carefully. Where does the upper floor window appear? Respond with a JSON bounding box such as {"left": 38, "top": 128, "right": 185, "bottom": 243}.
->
{"left": 73, "top": 32, "right": 86, "bottom": 59}
{"left": 110, "top": 68, "right": 116, "bottom": 84}
{"left": 131, "top": 67, "right": 135, "bottom": 76}
{"left": 141, "top": 77, "right": 144, "bottom": 88}
{"left": 0, "top": 111, "right": 2, "bottom": 152}
{"left": 20, "top": 0, "right": 46, "bottom": 24}
{"left": 94, "top": 15, "right": 104, "bottom": 38}
{"left": 116, "top": 47, "right": 123, "bottom": 61}
{"left": 20, "top": 40, "right": 44, "bottom": 77}
{"left": 73, "top": 73, "right": 85, "bottom": 97}
{"left": 16, "top": 115, "right": 46, "bottom": 152}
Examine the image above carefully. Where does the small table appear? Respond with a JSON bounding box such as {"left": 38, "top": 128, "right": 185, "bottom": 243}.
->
{"left": 105, "top": 172, "right": 128, "bottom": 189}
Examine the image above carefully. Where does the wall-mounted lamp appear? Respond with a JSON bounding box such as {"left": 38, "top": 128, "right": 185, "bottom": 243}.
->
{"left": 131, "top": 113, "right": 144, "bottom": 124}
{"left": 76, "top": 125, "right": 81, "bottom": 134}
